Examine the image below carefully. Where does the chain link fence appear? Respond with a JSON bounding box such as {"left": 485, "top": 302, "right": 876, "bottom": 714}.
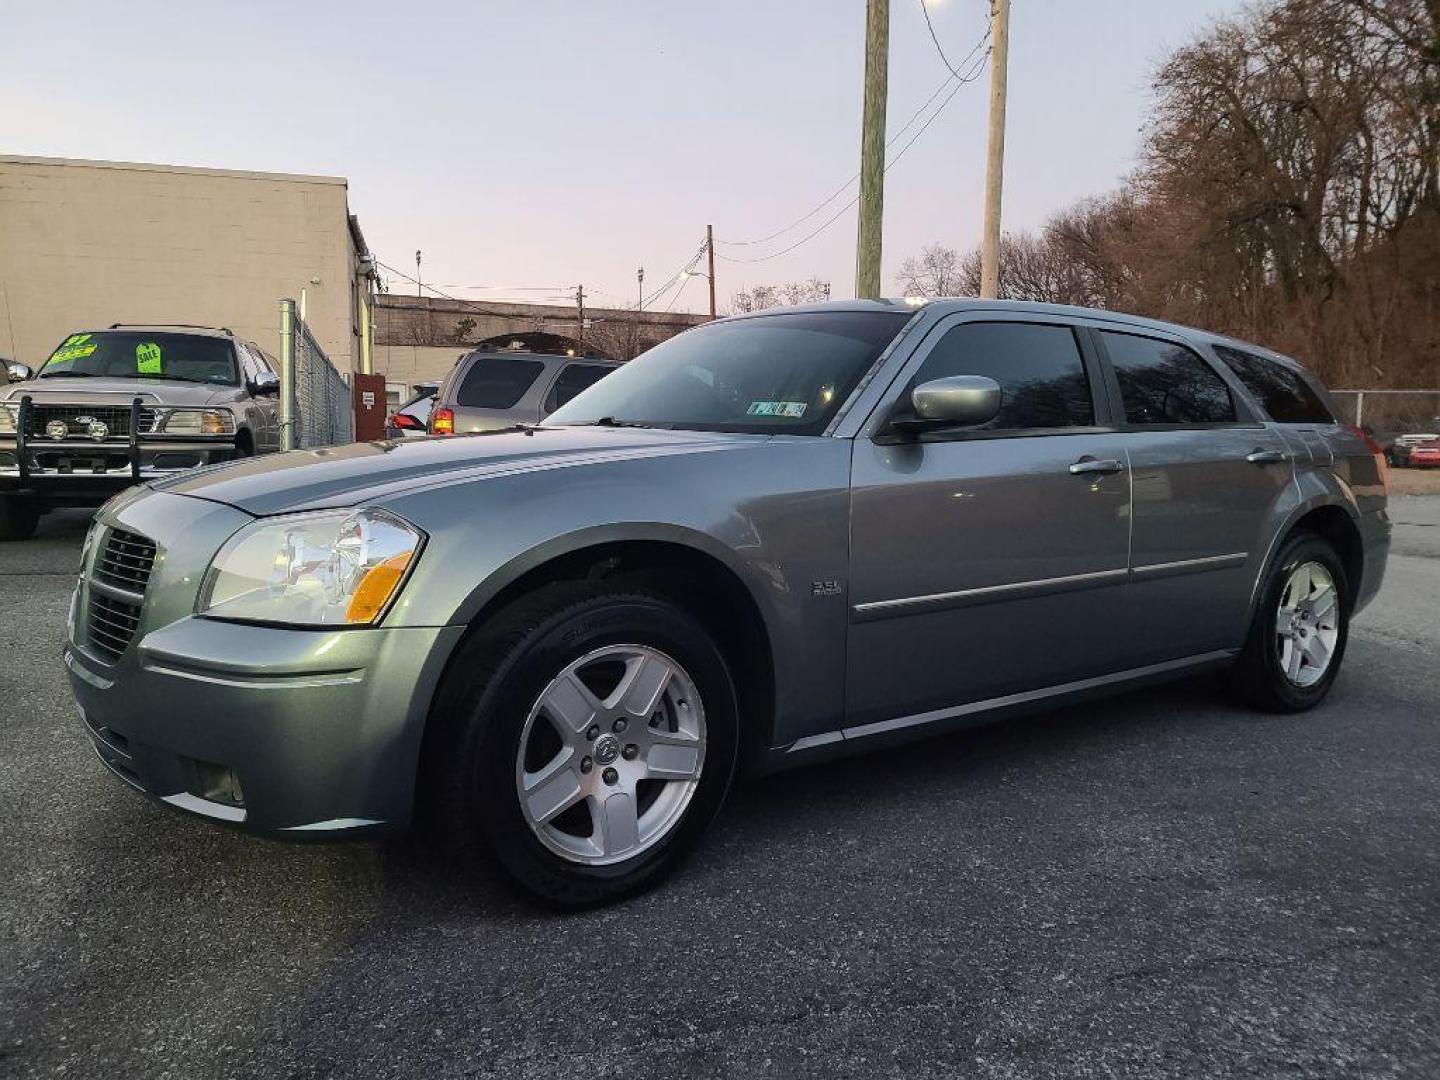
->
{"left": 1330, "top": 390, "right": 1440, "bottom": 437}
{"left": 279, "top": 298, "right": 353, "bottom": 450}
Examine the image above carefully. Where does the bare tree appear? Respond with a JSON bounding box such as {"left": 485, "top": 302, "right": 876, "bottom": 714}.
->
{"left": 896, "top": 0, "right": 1440, "bottom": 389}
{"left": 730, "top": 278, "right": 832, "bottom": 313}
{"left": 897, "top": 244, "right": 965, "bottom": 296}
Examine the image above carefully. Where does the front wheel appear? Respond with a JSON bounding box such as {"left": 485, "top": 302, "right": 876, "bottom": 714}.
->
{"left": 1232, "top": 532, "right": 1349, "bottom": 712}
{"left": 426, "top": 582, "right": 739, "bottom": 907}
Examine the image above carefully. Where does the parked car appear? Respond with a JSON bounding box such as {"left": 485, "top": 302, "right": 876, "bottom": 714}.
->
{"left": 385, "top": 382, "right": 440, "bottom": 439}
{"left": 428, "top": 351, "right": 620, "bottom": 435}
{"left": 0, "top": 325, "right": 281, "bottom": 540}
{"left": 1387, "top": 428, "right": 1440, "bottom": 467}
{"left": 1407, "top": 439, "right": 1440, "bottom": 468}
{"left": 65, "top": 300, "right": 1388, "bottom": 906}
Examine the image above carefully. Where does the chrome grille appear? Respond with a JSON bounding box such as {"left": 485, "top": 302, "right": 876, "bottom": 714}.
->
{"left": 88, "top": 593, "right": 143, "bottom": 662}
{"left": 93, "top": 529, "right": 157, "bottom": 593}
{"left": 24, "top": 404, "right": 158, "bottom": 440}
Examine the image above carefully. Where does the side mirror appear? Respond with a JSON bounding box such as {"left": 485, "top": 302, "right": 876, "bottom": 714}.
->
{"left": 6, "top": 362, "right": 34, "bottom": 382}
{"left": 894, "top": 375, "right": 1002, "bottom": 433}
{"left": 251, "top": 370, "right": 281, "bottom": 396}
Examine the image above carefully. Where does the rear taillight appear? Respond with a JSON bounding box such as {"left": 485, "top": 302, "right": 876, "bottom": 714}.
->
{"left": 1343, "top": 422, "right": 1389, "bottom": 494}
{"left": 391, "top": 412, "right": 423, "bottom": 431}
{"left": 430, "top": 407, "right": 455, "bottom": 436}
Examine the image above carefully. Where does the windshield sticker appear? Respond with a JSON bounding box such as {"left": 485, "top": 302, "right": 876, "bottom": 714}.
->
{"left": 46, "top": 338, "right": 98, "bottom": 366}
{"left": 135, "top": 341, "right": 163, "bottom": 375}
{"left": 747, "top": 400, "right": 807, "bottom": 418}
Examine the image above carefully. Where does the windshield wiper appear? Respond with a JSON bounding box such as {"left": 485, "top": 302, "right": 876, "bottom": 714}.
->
{"left": 38, "top": 370, "right": 98, "bottom": 378}
{"left": 587, "top": 416, "right": 661, "bottom": 429}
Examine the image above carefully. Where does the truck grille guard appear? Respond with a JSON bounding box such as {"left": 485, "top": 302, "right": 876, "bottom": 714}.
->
{"left": 15, "top": 394, "right": 146, "bottom": 484}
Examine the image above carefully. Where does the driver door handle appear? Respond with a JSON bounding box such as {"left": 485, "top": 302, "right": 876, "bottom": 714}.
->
{"left": 1069, "top": 457, "right": 1125, "bottom": 476}
{"left": 1245, "top": 448, "right": 1289, "bottom": 465}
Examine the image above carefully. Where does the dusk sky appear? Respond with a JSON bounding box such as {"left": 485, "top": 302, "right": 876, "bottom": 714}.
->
{"left": 3, "top": 0, "right": 1246, "bottom": 314}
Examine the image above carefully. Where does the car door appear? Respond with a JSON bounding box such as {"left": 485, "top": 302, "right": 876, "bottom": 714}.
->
{"left": 241, "top": 344, "right": 281, "bottom": 453}
{"left": 1093, "top": 328, "right": 1293, "bottom": 662}
{"left": 845, "top": 314, "right": 1135, "bottom": 732}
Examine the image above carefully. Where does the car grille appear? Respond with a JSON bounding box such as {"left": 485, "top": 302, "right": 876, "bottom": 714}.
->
{"left": 23, "top": 404, "right": 158, "bottom": 441}
{"left": 86, "top": 529, "right": 157, "bottom": 662}
{"left": 93, "top": 528, "right": 157, "bottom": 593}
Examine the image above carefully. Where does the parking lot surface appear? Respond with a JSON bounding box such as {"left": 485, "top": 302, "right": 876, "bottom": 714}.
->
{"left": 2, "top": 500, "right": 1438, "bottom": 1079}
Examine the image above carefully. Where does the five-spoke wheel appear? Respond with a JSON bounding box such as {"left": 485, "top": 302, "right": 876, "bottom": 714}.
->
{"left": 517, "top": 645, "right": 706, "bottom": 865}
{"left": 427, "top": 582, "right": 738, "bottom": 907}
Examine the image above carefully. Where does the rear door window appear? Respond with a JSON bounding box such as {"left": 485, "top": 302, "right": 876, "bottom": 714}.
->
{"left": 904, "top": 321, "right": 1096, "bottom": 431}
{"left": 1101, "top": 332, "right": 1236, "bottom": 425}
{"left": 454, "top": 355, "right": 546, "bottom": 410}
{"left": 545, "top": 364, "right": 613, "bottom": 412}
{"left": 1213, "top": 345, "right": 1332, "bottom": 423}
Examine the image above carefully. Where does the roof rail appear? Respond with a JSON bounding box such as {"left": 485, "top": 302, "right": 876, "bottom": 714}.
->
{"left": 107, "top": 323, "right": 234, "bottom": 336}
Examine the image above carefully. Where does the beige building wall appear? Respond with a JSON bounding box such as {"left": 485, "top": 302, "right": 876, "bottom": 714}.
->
{"left": 375, "top": 343, "right": 470, "bottom": 390}
{"left": 0, "top": 155, "right": 366, "bottom": 371}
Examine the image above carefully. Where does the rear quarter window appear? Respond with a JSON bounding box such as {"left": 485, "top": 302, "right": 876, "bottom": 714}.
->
{"left": 455, "top": 354, "right": 546, "bottom": 410}
{"left": 1213, "top": 345, "right": 1333, "bottom": 424}
{"left": 1101, "top": 331, "right": 1236, "bottom": 425}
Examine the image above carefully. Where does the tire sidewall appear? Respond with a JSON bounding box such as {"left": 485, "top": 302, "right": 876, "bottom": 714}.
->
{"left": 1251, "top": 533, "right": 1350, "bottom": 710}
{"left": 461, "top": 593, "right": 738, "bottom": 906}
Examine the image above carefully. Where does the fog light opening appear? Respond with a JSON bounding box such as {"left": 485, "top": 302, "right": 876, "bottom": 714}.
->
{"left": 191, "top": 759, "right": 245, "bottom": 808}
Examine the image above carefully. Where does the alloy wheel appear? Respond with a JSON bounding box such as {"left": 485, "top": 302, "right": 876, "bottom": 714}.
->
{"left": 1276, "top": 560, "right": 1340, "bottom": 689}
{"left": 514, "top": 644, "right": 706, "bottom": 866}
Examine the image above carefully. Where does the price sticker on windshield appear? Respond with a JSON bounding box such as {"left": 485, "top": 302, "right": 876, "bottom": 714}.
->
{"left": 136, "top": 341, "right": 163, "bottom": 374}
{"left": 46, "top": 333, "right": 97, "bottom": 366}
{"left": 747, "top": 401, "right": 807, "bottom": 418}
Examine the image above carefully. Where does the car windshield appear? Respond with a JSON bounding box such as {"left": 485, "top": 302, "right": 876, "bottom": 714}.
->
{"left": 38, "top": 331, "right": 239, "bottom": 385}
{"left": 546, "top": 309, "right": 913, "bottom": 435}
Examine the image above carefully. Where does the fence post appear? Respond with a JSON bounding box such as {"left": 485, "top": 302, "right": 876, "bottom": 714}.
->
{"left": 279, "top": 298, "right": 297, "bottom": 451}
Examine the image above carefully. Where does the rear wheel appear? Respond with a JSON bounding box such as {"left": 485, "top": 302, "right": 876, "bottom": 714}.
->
{"left": 1233, "top": 532, "right": 1349, "bottom": 712}
{"left": 426, "top": 582, "right": 739, "bottom": 907}
{"left": 0, "top": 493, "right": 40, "bottom": 541}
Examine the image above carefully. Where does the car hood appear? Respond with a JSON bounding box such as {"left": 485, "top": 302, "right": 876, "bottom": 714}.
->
{"left": 0, "top": 378, "right": 236, "bottom": 406}
{"left": 153, "top": 426, "right": 767, "bottom": 516}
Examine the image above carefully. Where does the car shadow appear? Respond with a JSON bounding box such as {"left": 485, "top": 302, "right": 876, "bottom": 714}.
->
{"left": 375, "top": 670, "right": 1238, "bottom": 917}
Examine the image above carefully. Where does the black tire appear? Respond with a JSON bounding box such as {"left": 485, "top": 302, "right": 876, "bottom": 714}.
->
{"left": 1232, "top": 531, "right": 1350, "bottom": 712}
{"left": 424, "top": 581, "right": 740, "bottom": 908}
{"left": 0, "top": 493, "right": 41, "bottom": 541}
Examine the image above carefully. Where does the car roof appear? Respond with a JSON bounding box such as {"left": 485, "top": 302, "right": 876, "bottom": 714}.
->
{"left": 83, "top": 324, "right": 237, "bottom": 340}
{"left": 459, "top": 350, "right": 621, "bottom": 366}
{"left": 722, "top": 298, "right": 1313, "bottom": 374}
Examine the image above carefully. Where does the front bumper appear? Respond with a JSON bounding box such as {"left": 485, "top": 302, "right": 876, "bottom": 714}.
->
{"left": 64, "top": 489, "right": 464, "bottom": 836}
{"left": 67, "top": 618, "right": 462, "bottom": 835}
{"left": 1, "top": 436, "right": 240, "bottom": 500}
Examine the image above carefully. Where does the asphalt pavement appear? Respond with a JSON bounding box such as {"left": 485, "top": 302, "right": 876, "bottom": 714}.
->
{"left": 2, "top": 500, "right": 1437, "bottom": 1079}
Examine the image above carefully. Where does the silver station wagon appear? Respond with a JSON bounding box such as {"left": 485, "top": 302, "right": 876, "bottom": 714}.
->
{"left": 65, "top": 300, "right": 1390, "bottom": 906}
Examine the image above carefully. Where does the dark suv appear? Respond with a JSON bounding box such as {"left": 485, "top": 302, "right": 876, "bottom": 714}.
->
{"left": 0, "top": 325, "right": 281, "bottom": 540}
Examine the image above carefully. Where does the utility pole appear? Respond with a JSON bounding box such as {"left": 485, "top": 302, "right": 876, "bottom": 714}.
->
{"left": 637, "top": 267, "right": 645, "bottom": 311}
{"left": 979, "top": 0, "right": 1011, "bottom": 300}
{"left": 706, "top": 224, "right": 717, "bottom": 319}
{"left": 576, "top": 284, "right": 585, "bottom": 355}
{"left": 415, "top": 249, "right": 422, "bottom": 299}
{"left": 854, "top": 0, "right": 889, "bottom": 300}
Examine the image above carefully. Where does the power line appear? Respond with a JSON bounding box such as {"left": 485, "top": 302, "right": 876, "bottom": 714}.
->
{"left": 376, "top": 259, "right": 460, "bottom": 301}
{"left": 919, "top": 0, "right": 990, "bottom": 81}
{"left": 714, "top": 43, "right": 988, "bottom": 265}
{"left": 716, "top": 24, "right": 990, "bottom": 251}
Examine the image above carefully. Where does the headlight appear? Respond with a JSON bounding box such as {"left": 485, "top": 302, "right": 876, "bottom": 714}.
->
{"left": 156, "top": 408, "right": 235, "bottom": 435}
{"left": 0, "top": 404, "right": 14, "bottom": 435}
{"left": 197, "top": 509, "right": 424, "bottom": 627}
